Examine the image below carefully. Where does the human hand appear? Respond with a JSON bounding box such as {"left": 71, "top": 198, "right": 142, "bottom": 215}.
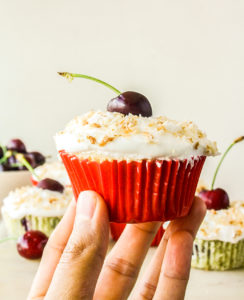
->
{"left": 28, "top": 191, "right": 206, "bottom": 300}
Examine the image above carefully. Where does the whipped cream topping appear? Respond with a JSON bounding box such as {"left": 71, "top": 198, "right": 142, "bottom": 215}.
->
{"left": 196, "top": 201, "right": 244, "bottom": 243}
{"left": 1, "top": 186, "right": 73, "bottom": 219}
{"left": 55, "top": 110, "right": 218, "bottom": 160}
{"left": 33, "top": 161, "right": 71, "bottom": 186}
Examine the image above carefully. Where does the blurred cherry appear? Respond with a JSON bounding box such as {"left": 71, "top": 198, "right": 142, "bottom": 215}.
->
{"left": 7, "top": 139, "right": 26, "bottom": 153}
{"left": 28, "top": 152, "right": 46, "bottom": 168}
{"left": 37, "top": 178, "right": 64, "bottom": 193}
{"left": 199, "top": 136, "right": 244, "bottom": 210}
{"left": 17, "top": 230, "right": 48, "bottom": 259}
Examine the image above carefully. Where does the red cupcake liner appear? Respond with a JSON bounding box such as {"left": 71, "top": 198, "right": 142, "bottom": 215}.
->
{"left": 60, "top": 150, "right": 206, "bottom": 223}
{"left": 110, "top": 223, "right": 165, "bottom": 246}
{"left": 31, "top": 177, "right": 38, "bottom": 186}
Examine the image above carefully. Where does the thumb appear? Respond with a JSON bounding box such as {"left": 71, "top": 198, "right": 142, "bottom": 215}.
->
{"left": 46, "top": 191, "right": 110, "bottom": 300}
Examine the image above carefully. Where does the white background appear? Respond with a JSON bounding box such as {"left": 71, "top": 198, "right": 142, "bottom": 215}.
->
{"left": 0, "top": 0, "right": 243, "bottom": 199}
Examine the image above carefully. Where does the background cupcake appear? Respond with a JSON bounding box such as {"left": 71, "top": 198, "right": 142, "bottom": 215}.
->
{"left": 192, "top": 200, "right": 244, "bottom": 270}
{"left": 1, "top": 181, "right": 73, "bottom": 237}
{"left": 195, "top": 136, "right": 244, "bottom": 270}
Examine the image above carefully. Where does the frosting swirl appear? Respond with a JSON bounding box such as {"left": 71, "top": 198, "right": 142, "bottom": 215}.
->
{"left": 196, "top": 201, "right": 244, "bottom": 243}
{"left": 1, "top": 186, "right": 73, "bottom": 218}
{"left": 55, "top": 111, "right": 218, "bottom": 160}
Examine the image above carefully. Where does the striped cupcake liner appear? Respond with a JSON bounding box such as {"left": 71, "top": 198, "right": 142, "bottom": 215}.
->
{"left": 192, "top": 238, "right": 244, "bottom": 271}
{"left": 60, "top": 150, "right": 206, "bottom": 223}
{"left": 2, "top": 211, "right": 61, "bottom": 237}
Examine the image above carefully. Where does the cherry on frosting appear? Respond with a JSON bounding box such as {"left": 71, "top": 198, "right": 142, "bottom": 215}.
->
{"left": 198, "top": 136, "right": 244, "bottom": 210}
{"left": 107, "top": 91, "right": 152, "bottom": 117}
{"left": 199, "top": 188, "right": 229, "bottom": 210}
{"left": 58, "top": 72, "right": 153, "bottom": 117}
{"left": 37, "top": 178, "right": 64, "bottom": 193}
{"left": 17, "top": 230, "right": 48, "bottom": 259}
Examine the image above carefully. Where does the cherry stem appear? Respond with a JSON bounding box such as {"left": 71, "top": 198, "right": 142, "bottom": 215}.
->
{"left": 15, "top": 153, "right": 41, "bottom": 181}
{"left": 0, "top": 144, "right": 10, "bottom": 164}
{"left": 58, "top": 72, "right": 121, "bottom": 95}
{"left": 0, "top": 237, "right": 18, "bottom": 243}
{"left": 211, "top": 136, "right": 244, "bottom": 190}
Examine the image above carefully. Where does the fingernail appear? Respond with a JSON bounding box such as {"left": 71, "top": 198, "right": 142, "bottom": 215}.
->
{"left": 77, "top": 191, "right": 97, "bottom": 219}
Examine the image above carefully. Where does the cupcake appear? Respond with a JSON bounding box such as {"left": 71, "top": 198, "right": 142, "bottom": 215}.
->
{"left": 194, "top": 136, "right": 244, "bottom": 270}
{"left": 55, "top": 110, "right": 217, "bottom": 223}
{"left": 110, "top": 223, "right": 165, "bottom": 246}
{"left": 1, "top": 184, "right": 73, "bottom": 237}
{"left": 31, "top": 161, "right": 71, "bottom": 187}
{"left": 55, "top": 72, "right": 218, "bottom": 223}
{"left": 192, "top": 201, "right": 244, "bottom": 271}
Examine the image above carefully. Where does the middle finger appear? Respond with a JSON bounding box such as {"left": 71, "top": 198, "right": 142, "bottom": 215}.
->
{"left": 94, "top": 222, "right": 161, "bottom": 300}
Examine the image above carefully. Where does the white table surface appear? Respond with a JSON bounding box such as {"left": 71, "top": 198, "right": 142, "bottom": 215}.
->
{"left": 0, "top": 221, "right": 244, "bottom": 300}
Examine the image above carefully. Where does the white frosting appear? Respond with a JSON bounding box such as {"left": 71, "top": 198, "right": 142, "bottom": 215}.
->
{"left": 196, "top": 201, "right": 244, "bottom": 243}
{"left": 33, "top": 161, "right": 71, "bottom": 186}
{"left": 1, "top": 186, "right": 73, "bottom": 219}
{"left": 55, "top": 110, "right": 218, "bottom": 160}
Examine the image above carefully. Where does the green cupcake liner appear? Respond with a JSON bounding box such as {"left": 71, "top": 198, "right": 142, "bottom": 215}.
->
{"left": 192, "top": 238, "right": 244, "bottom": 271}
{"left": 2, "top": 211, "right": 62, "bottom": 237}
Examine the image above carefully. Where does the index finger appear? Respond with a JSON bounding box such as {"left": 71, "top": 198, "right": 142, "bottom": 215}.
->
{"left": 28, "top": 199, "right": 76, "bottom": 300}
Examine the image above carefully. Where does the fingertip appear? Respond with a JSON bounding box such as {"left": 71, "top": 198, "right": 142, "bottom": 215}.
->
{"left": 77, "top": 190, "right": 109, "bottom": 228}
{"left": 192, "top": 196, "right": 207, "bottom": 221}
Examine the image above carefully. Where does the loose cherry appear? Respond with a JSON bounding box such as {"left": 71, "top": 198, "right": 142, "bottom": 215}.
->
{"left": 0, "top": 163, "right": 12, "bottom": 171}
{"left": 58, "top": 72, "right": 153, "bottom": 117}
{"left": 7, "top": 155, "right": 19, "bottom": 171}
{"left": 17, "top": 230, "right": 48, "bottom": 259}
{"left": 0, "top": 147, "right": 3, "bottom": 159}
{"left": 107, "top": 91, "right": 152, "bottom": 117}
{"left": 7, "top": 139, "right": 26, "bottom": 153}
{"left": 17, "top": 154, "right": 35, "bottom": 170}
{"left": 37, "top": 178, "right": 64, "bottom": 193}
{"left": 199, "top": 136, "right": 244, "bottom": 210}
{"left": 28, "top": 151, "right": 46, "bottom": 167}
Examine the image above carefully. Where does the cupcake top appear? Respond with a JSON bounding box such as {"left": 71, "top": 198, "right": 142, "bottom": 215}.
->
{"left": 33, "top": 161, "right": 71, "bottom": 186}
{"left": 196, "top": 201, "right": 244, "bottom": 243}
{"left": 1, "top": 186, "right": 73, "bottom": 218}
{"left": 55, "top": 110, "right": 218, "bottom": 160}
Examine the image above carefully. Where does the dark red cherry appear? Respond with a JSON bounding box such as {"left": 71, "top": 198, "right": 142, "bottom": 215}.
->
{"left": 7, "top": 155, "right": 19, "bottom": 171}
{"left": 7, "top": 139, "right": 26, "bottom": 153}
{"left": 17, "top": 153, "right": 36, "bottom": 170}
{"left": 28, "top": 152, "right": 46, "bottom": 168}
{"left": 17, "top": 230, "right": 48, "bottom": 259}
{"left": 199, "top": 188, "right": 230, "bottom": 210}
{"left": 0, "top": 147, "right": 3, "bottom": 159}
{"left": 37, "top": 178, "right": 64, "bottom": 193}
{"left": 107, "top": 91, "right": 152, "bottom": 117}
{"left": 0, "top": 163, "right": 12, "bottom": 171}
